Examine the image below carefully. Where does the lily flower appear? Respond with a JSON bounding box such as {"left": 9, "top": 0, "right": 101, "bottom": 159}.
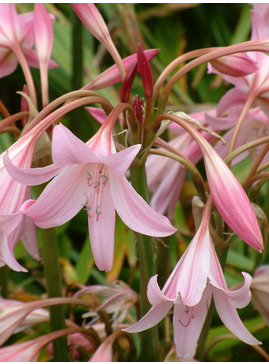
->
{"left": 126, "top": 198, "right": 260, "bottom": 361}
{"left": 0, "top": 296, "right": 49, "bottom": 345}
{"left": 0, "top": 132, "right": 41, "bottom": 271}
{"left": 34, "top": 3, "right": 57, "bottom": 107}
{"left": 0, "top": 328, "right": 80, "bottom": 362}
{"left": 6, "top": 119, "right": 176, "bottom": 271}
{"left": 207, "top": 4, "right": 269, "bottom": 120}
{"left": 146, "top": 111, "right": 215, "bottom": 219}
{"left": 71, "top": 3, "right": 125, "bottom": 80}
{"left": 0, "top": 4, "right": 57, "bottom": 78}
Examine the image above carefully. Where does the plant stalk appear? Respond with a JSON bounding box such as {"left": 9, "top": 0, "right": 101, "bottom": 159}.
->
{"left": 36, "top": 184, "right": 69, "bottom": 362}
{"left": 129, "top": 165, "right": 159, "bottom": 361}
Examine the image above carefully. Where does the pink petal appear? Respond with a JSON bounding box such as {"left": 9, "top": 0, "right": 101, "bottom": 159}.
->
{"left": 24, "top": 164, "right": 88, "bottom": 228}
{"left": 0, "top": 232, "right": 27, "bottom": 272}
{"left": 173, "top": 287, "right": 212, "bottom": 361}
{"left": 52, "top": 124, "right": 100, "bottom": 166}
{"left": 147, "top": 275, "right": 173, "bottom": 305}
{"left": 83, "top": 49, "right": 159, "bottom": 91}
{"left": 162, "top": 223, "right": 211, "bottom": 307}
{"left": 125, "top": 302, "right": 173, "bottom": 333}
{"left": 109, "top": 173, "right": 176, "bottom": 237}
{"left": 101, "top": 144, "right": 141, "bottom": 176}
{"left": 4, "top": 153, "right": 61, "bottom": 186}
{"left": 201, "top": 140, "right": 263, "bottom": 252}
{"left": 213, "top": 287, "right": 261, "bottom": 345}
{"left": 87, "top": 177, "right": 116, "bottom": 271}
{"left": 0, "top": 51, "right": 18, "bottom": 77}
{"left": 34, "top": 4, "right": 54, "bottom": 66}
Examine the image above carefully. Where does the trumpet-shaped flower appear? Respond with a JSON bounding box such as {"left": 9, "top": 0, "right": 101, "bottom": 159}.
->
{"left": 0, "top": 132, "right": 41, "bottom": 271}
{"left": 0, "top": 296, "right": 49, "bottom": 346}
{"left": 208, "top": 4, "right": 269, "bottom": 119}
{"left": 6, "top": 122, "right": 176, "bottom": 271}
{"left": 146, "top": 111, "right": 215, "bottom": 219}
{"left": 126, "top": 199, "right": 260, "bottom": 360}
{"left": 0, "top": 4, "right": 57, "bottom": 78}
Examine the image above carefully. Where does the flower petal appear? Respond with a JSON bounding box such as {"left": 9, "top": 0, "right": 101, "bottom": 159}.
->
{"left": 110, "top": 173, "right": 176, "bottom": 237}
{"left": 4, "top": 153, "right": 61, "bottom": 186}
{"left": 213, "top": 287, "right": 261, "bottom": 345}
{"left": 87, "top": 179, "right": 116, "bottom": 271}
{"left": 147, "top": 275, "right": 173, "bottom": 305}
{"left": 52, "top": 124, "right": 101, "bottom": 166}
{"left": 24, "top": 165, "right": 88, "bottom": 228}
{"left": 101, "top": 144, "right": 141, "bottom": 176}
{"left": 173, "top": 287, "right": 212, "bottom": 361}
{"left": 125, "top": 302, "right": 172, "bottom": 333}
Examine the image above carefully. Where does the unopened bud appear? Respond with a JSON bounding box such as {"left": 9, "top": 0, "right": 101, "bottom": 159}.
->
{"left": 137, "top": 43, "right": 154, "bottom": 99}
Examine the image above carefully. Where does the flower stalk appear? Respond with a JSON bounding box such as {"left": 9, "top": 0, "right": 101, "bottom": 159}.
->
{"left": 35, "top": 183, "right": 69, "bottom": 362}
{"left": 129, "top": 164, "right": 159, "bottom": 362}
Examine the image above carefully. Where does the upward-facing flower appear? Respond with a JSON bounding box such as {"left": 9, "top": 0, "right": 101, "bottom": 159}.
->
{"left": 126, "top": 198, "right": 260, "bottom": 361}
{"left": 34, "top": 3, "right": 57, "bottom": 107}
{"left": 6, "top": 117, "right": 176, "bottom": 271}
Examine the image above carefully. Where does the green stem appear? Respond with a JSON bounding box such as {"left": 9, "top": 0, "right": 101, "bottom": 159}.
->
{"left": 129, "top": 165, "right": 159, "bottom": 362}
{"left": 0, "top": 266, "right": 9, "bottom": 298}
{"left": 36, "top": 185, "right": 69, "bottom": 362}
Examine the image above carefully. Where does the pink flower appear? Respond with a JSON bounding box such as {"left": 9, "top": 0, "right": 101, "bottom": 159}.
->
{"left": 34, "top": 3, "right": 57, "bottom": 106}
{"left": 83, "top": 49, "right": 159, "bottom": 91}
{"left": 0, "top": 328, "right": 78, "bottom": 362}
{"left": 146, "top": 111, "right": 215, "bottom": 219}
{"left": 0, "top": 4, "right": 57, "bottom": 78}
{"left": 71, "top": 3, "right": 124, "bottom": 78}
{"left": 207, "top": 4, "right": 269, "bottom": 119}
{"left": 0, "top": 132, "right": 41, "bottom": 271}
{"left": 126, "top": 199, "right": 260, "bottom": 360}
{"left": 6, "top": 122, "right": 176, "bottom": 271}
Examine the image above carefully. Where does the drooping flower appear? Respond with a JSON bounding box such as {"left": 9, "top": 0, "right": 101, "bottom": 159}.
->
{"left": 6, "top": 118, "right": 176, "bottom": 271}
{"left": 146, "top": 111, "right": 215, "bottom": 219}
{"left": 0, "top": 328, "right": 79, "bottom": 362}
{"left": 207, "top": 4, "right": 269, "bottom": 120}
{"left": 126, "top": 198, "right": 260, "bottom": 361}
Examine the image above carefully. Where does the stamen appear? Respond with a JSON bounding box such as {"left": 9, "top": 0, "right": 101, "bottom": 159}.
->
{"left": 178, "top": 316, "right": 192, "bottom": 327}
{"left": 93, "top": 181, "right": 101, "bottom": 189}
{"left": 100, "top": 175, "right": 108, "bottom": 184}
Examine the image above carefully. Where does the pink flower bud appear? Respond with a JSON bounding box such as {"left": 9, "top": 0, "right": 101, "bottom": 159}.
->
{"left": 209, "top": 53, "right": 258, "bottom": 77}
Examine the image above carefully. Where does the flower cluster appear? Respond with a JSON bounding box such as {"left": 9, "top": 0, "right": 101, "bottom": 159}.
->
{"left": 0, "top": 3, "right": 268, "bottom": 362}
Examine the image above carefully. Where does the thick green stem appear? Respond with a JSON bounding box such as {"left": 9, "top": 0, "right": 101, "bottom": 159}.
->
{"left": 36, "top": 185, "right": 69, "bottom": 362}
{"left": 129, "top": 165, "right": 159, "bottom": 361}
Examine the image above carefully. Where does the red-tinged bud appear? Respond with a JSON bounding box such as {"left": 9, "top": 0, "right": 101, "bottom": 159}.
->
{"left": 133, "top": 95, "right": 144, "bottom": 126}
{"left": 120, "top": 62, "right": 138, "bottom": 103}
{"left": 137, "top": 43, "right": 154, "bottom": 99}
